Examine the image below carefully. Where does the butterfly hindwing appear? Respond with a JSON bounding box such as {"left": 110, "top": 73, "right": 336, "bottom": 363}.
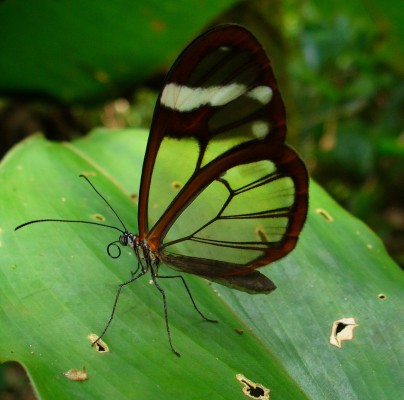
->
{"left": 156, "top": 142, "right": 308, "bottom": 292}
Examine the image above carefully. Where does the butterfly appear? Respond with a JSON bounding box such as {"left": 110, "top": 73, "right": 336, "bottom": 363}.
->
{"left": 16, "top": 24, "right": 309, "bottom": 356}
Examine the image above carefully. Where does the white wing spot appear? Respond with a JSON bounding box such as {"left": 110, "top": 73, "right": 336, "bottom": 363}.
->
{"left": 247, "top": 86, "right": 273, "bottom": 104}
{"left": 161, "top": 83, "right": 246, "bottom": 112}
{"left": 210, "top": 83, "right": 245, "bottom": 106}
{"left": 252, "top": 120, "right": 269, "bottom": 138}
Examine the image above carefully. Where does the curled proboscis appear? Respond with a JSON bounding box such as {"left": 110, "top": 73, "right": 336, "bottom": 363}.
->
{"left": 107, "top": 240, "right": 122, "bottom": 259}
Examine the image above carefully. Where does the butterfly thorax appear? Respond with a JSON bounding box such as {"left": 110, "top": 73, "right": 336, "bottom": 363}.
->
{"left": 119, "top": 232, "right": 158, "bottom": 271}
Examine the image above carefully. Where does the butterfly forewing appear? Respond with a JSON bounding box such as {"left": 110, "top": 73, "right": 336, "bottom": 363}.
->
{"left": 138, "top": 25, "right": 287, "bottom": 236}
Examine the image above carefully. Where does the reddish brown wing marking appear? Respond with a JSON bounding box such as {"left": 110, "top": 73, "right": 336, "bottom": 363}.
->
{"left": 138, "top": 25, "right": 287, "bottom": 238}
{"left": 155, "top": 142, "right": 308, "bottom": 270}
{"left": 137, "top": 24, "right": 308, "bottom": 293}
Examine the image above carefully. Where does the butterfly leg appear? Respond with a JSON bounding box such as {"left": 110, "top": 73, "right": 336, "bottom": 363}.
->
{"left": 92, "top": 268, "right": 147, "bottom": 346}
{"left": 150, "top": 270, "right": 181, "bottom": 357}
{"left": 130, "top": 262, "right": 141, "bottom": 278}
{"left": 157, "top": 274, "right": 218, "bottom": 324}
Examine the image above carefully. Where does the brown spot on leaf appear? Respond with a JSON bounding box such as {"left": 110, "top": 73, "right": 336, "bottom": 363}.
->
{"left": 171, "top": 180, "right": 183, "bottom": 190}
{"left": 316, "top": 208, "right": 333, "bottom": 222}
{"left": 64, "top": 367, "right": 88, "bottom": 381}
{"left": 91, "top": 213, "right": 105, "bottom": 222}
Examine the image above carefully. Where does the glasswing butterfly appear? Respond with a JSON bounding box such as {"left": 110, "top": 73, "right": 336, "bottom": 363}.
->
{"left": 16, "top": 24, "right": 309, "bottom": 356}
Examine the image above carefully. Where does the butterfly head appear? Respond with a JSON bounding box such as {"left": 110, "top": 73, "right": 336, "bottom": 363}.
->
{"left": 119, "top": 231, "right": 137, "bottom": 249}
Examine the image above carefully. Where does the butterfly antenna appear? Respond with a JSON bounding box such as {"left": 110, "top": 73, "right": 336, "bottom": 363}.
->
{"left": 79, "top": 174, "right": 128, "bottom": 233}
{"left": 15, "top": 218, "right": 124, "bottom": 233}
{"left": 15, "top": 175, "right": 128, "bottom": 236}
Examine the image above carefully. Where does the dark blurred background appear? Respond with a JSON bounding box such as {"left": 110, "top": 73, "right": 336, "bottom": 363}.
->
{"left": 0, "top": 0, "right": 402, "bottom": 398}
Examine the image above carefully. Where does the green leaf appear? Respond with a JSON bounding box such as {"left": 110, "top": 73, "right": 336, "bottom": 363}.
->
{"left": 0, "top": 0, "right": 237, "bottom": 103}
{"left": 1, "top": 129, "right": 402, "bottom": 399}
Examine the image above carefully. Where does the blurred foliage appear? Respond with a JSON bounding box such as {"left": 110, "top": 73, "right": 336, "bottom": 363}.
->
{"left": 0, "top": 0, "right": 237, "bottom": 103}
{"left": 282, "top": 0, "right": 403, "bottom": 266}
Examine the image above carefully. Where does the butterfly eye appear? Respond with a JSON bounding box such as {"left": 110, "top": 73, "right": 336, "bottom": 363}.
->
{"left": 120, "top": 233, "right": 129, "bottom": 246}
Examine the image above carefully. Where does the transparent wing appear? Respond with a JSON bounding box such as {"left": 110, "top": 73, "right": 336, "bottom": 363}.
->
{"left": 137, "top": 25, "right": 309, "bottom": 293}
{"left": 152, "top": 142, "right": 308, "bottom": 279}
{"left": 138, "top": 25, "right": 287, "bottom": 236}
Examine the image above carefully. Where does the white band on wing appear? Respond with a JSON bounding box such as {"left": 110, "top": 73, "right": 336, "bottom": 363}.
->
{"left": 161, "top": 83, "right": 272, "bottom": 112}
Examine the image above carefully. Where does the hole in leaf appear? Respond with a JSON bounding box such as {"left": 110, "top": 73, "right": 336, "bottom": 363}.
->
{"left": 378, "top": 293, "right": 387, "bottom": 300}
{"left": 87, "top": 333, "right": 109, "bottom": 353}
{"left": 236, "top": 374, "right": 270, "bottom": 399}
{"left": 329, "top": 317, "right": 358, "bottom": 348}
{"left": 335, "top": 322, "right": 346, "bottom": 334}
